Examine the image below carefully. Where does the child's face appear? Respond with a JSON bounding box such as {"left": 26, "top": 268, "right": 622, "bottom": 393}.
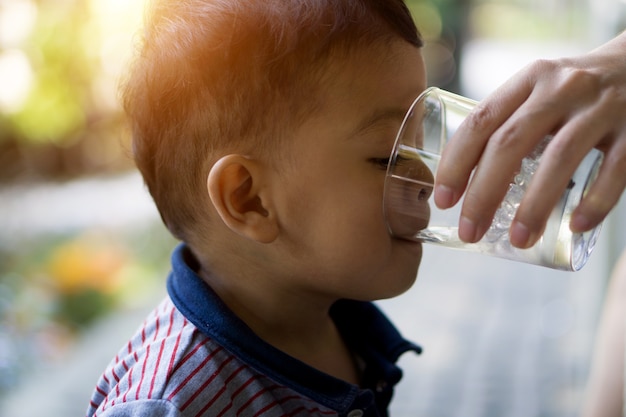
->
{"left": 271, "top": 40, "right": 427, "bottom": 301}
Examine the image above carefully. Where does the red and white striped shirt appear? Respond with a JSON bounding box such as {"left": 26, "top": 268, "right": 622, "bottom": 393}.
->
{"left": 86, "top": 245, "right": 421, "bottom": 417}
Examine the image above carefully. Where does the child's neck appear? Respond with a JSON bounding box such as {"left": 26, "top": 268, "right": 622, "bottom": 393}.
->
{"left": 199, "top": 266, "right": 361, "bottom": 385}
{"left": 261, "top": 315, "right": 361, "bottom": 385}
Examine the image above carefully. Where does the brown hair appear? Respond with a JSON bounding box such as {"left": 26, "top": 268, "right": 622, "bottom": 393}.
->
{"left": 121, "top": 0, "right": 422, "bottom": 245}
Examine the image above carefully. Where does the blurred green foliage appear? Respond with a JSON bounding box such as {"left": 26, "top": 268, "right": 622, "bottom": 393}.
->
{"left": 0, "top": 0, "right": 140, "bottom": 181}
{"left": 9, "top": 1, "right": 93, "bottom": 144}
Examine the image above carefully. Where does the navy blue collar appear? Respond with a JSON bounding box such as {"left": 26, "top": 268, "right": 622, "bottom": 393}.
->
{"left": 167, "top": 244, "right": 421, "bottom": 414}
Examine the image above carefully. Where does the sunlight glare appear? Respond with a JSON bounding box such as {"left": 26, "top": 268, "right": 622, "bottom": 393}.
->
{"left": 0, "top": 49, "right": 33, "bottom": 114}
{"left": 0, "top": 0, "right": 37, "bottom": 48}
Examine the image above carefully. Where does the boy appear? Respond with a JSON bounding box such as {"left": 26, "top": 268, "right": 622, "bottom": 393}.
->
{"left": 87, "top": 1, "right": 427, "bottom": 416}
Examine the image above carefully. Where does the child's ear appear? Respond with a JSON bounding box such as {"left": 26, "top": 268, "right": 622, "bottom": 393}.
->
{"left": 207, "top": 155, "right": 278, "bottom": 243}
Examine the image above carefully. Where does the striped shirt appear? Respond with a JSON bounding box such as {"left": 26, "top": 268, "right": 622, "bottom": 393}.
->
{"left": 86, "top": 244, "right": 421, "bottom": 417}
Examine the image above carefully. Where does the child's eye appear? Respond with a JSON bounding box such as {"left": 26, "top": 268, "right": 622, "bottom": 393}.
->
{"left": 370, "top": 155, "right": 414, "bottom": 170}
{"left": 370, "top": 157, "right": 391, "bottom": 170}
{"left": 372, "top": 155, "right": 415, "bottom": 170}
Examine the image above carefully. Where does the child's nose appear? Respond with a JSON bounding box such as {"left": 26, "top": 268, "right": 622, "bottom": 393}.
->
{"left": 403, "top": 157, "right": 435, "bottom": 190}
{"left": 385, "top": 158, "right": 434, "bottom": 238}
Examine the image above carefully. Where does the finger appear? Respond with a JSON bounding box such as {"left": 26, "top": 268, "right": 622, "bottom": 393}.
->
{"left": 572, "top": 138, "right": 626, "bottom": 232}
{"left": 458, "top": 89, "right": 566, "bottom": 243}
{"left": 434, "top": 69, "right": 536, "bottom": 210}
{"left": 509, "top": 134, "right": 595, "bottom": 248}
{"left": 569, "top": 77, "right": 626, "bottom": 231}
{"left": 509, "top": 102, "right": 615, "bottom": 247}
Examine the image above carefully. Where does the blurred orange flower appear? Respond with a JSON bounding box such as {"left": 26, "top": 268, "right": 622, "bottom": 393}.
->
{"left": 46, "top": 233, "right": 127, "bottom": 294}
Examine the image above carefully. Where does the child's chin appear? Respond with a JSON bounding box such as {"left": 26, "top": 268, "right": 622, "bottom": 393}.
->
{"left": 381, "top": 256, "right": 422, "bottom": 299}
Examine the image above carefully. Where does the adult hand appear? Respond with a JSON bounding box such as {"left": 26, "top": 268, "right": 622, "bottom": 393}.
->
{"left": 434, "top": 31, "right": 626, "bottom": 249}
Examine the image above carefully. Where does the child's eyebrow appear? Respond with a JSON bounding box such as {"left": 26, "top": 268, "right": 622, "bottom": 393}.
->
{"left": 352, "top": 107, "right": 407, "bottom": 138}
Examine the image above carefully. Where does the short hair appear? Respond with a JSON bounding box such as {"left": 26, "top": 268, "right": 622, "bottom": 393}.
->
{"left": 121, "top": 0, "right": 422, "bottom": 245}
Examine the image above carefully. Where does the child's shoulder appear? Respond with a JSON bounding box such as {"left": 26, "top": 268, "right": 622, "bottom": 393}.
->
{"left": 86, "top": 298, "right": 327, "bottom": 416}
{"left": 87, "top": 298, "right": 222, "bottom": 413}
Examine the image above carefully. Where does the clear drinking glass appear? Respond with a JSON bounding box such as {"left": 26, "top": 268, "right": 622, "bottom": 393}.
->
{"left": 383, "top": 87, "right": 604, "bottom": 271}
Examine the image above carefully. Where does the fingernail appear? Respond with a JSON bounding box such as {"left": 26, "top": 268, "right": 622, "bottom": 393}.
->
{"left": 459, "top": 216, "right": 479, "bottom": 242}
{"left": 571, "top": 213, "right": 592, "bottom": 232}
{"left": 510, "top": 221, "right": 532, "bottom": 248}
{"left": 434, "top": 185, "right": 454, "bottom": 209}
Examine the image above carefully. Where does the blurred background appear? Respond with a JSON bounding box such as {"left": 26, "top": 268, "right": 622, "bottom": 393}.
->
{"left": 0, "top": 0, "right": 625, "bottom": 416}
